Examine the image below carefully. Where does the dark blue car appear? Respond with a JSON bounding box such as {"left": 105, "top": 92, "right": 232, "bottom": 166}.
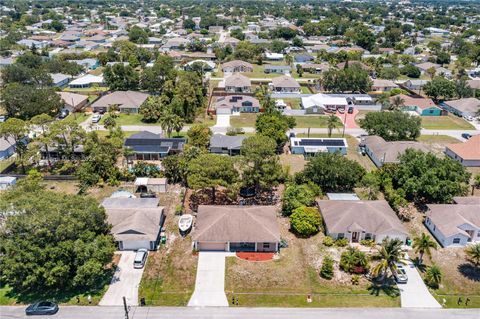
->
{"left": 25, "top": 301, "right": 59, "bottom": 316}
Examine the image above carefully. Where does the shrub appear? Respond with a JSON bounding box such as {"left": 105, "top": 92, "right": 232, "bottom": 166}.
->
{"left": 323, "top": 236, "right": 334, "bottom": 247}
{"left": 335, "top": 238, "right": 349, "bottom": 247}
{"left": 320, "top": 256, "right": 334, "bottom": 280}
{"left": 360, "top": 239, "right": 376, "bottom": 247}
{"left": 282, "top": 182, "right": 320, "bottom": 216}
{"left": 351, "top": 274, "right": 360, "bottom": 285}
{"left": 290, "top": 206, "right": 322, "bottom": 237}
{"left": 340, "top": 247, "right": 369, "bottom": 274}
{"left": 425, "top": 265, "right": 442, "bottom": 288}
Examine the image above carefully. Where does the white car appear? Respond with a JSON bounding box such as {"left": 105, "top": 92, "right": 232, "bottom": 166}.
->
{"left": 393, "top": 263, "right": 408, "bottom": 284}
{"left": 133, "top": 249, "right": 148, "bottom": 269}
{"left": 463, "top": 115, "right": 474, "bottom": 122}
{"left": 91, "top": 114, "right": 102, "bottom": 123}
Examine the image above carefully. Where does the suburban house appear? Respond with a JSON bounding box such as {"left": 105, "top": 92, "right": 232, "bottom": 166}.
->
{"left": 440, "top": 98, "right": 480, "bottom": 118}
{"left": 415, "top": 62, "right": 440, "bottom": 75}
{"left": 264, "top": 65, "right": 291, "bottom": 74}
{"left": 56, "top": 92, "right": 89, "bottom": 112}
{"left": 102, "top": 197, "right": 165, "bottom": 250}
{"left": 222, "top": 60, "right": 254, "bottom": 73}
{"left": 224, "top": 73, "right": 252, "bottom": 93}
{"left": 425, "top": 203, "right": 480, "bottom": 247}
{"left": 91, "top": 91, "right": 150, "bottom": 113}
{"left": 445, "top": 135, "right": 480, "bottom": 167}
{"left": 68, "top": 74, "right": 104, "bottom": 88}
{"left": 184, "top": 60, "right": 216, "bottom": 72}
{"left": 294, "top": 54, "right": 314, "bottom": 64}
{"left": 371, "top": 79, "right": 398, "bottom": 92}
{"left": 264, "top": 52, "right": 284, "bottom": 60}
{"left": 301, "top": 63, "right": 330, "bottom": 74}
{"left": 49, "top": 73, "right": 70, "bottom": 87}
{"left": 454, "top": 196, "right": 480, "bottom": 205}
{"left": 134, "top": 177, "right": 168, "bottom": 193}
{"left": 317, "top": 200, "right": 409, "bottom": 244}
{"left": 361, "top": 135, "right": 429, "bottom": 167}
{"left": 0, "top": 137, "right": 16, "bottom": 160}
{"left": 124, "top": 131, "right": 186, "bottom": 160}
{"left": 160, "top": 37, "right": 190, "bottom": 52}
{"left": 209, "top": 134, "right": 247, "bottom": 155}
{"left": 270, "top": 75, "right": 301, "bottom": 93}
{"left": 301, "top": 93, "right": 348, "bottom": 114}
{"left": 394, "top": 94, "right": 442, "bottom": 116}
{"left": 68, "top": 58, "right": 99, "bottom": 70}
{"left": 213, "top": 95, "right": 261, "bottom": 114}
{"left": 290, "top": 137, "right": 348, "bottom": 156}
{"left": 403, "top": 79, "right": 430, "bottom": 91}
{"left": 192, "top": 205, "right": 280, "bottom": 252}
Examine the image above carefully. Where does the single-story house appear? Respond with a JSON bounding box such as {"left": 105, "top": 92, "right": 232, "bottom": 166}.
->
{"left": 0, "top": 176, "right": 16, "bottom": 190}
{"left": 192, "top": 205, "right": 280, "bottom": 252}
{"left": 68, "top": 58, "right": 99, "bottom": 70}
{"left": 301, "top": 63, "right": 330, "bottom": 74}
{"left": 301, "top": 93, "right": 348, "bottom": 114}
{"left": 40, "top": 144, "right": 85, "bottom": 161}
{"left": 415, "top": 62, "right": 440, "bottom": 74}
{"left": 403, "top": 79, "right": 430, "bottom": 91}
{"left": 102, "top": 197, "right": 165, "bottom": 250}
{"left": 425, "top": 203, "right": 479, "bottom": 247}
{"left": 361, "top": 135, "right": 429, "bottom": 167}
{"left": 160, "top": 37, "right": 190, "bottom": 52}
{"left": 49, "top": 73, "right": 70, "bottom": 87}
{"left": 68, "top": 74, "right": 104, "bottom": 88}
{"left": 265, "top": 52, "right": 284, "bottom": 60}
{"left": 224, "top": 73, "right": 252, "bottom": 93}
{"left": 445, "top": 135, "right": 480, "bottom": 167}
{"left": 394, "top": 94, "right": 443, "bottom": 116}
{"left": 209, "top": 134, "right": 247, "bottom": 155}
{"left": 453, "top": 196, "right": 480, "bottom": 205}
{"left": 56, "top": 92, "right": 89, "bottom": 112}
{"left": 294, "top": 54, "right": 314, "bottom": 64}
{"left": 184, "top": 60, "right": 216, "bottom": 72}
{"left": 214, "top": 95, "right": 261, "bottom": 114}
{"left": 222, "top": 60, "right": 254, "bottom": 73}
{"left": 264, "top": 65, "right": 291, "bottom": 74}
{"left": 124, "top": 131, "right": 186, "bottom": 160}
{"left": 270, "top": 75, "right": 301, "bottom": 93}
{"left": 91, "top": 91, "right": 149, "bottom": 114}
{"left": 0, "top": 137, "right": 16, "bottom": 160}
{"left": 290, "top": 137, "right": 348, "bottom": 156}
{"left": 440, "top": 98, "right": 480, "bottom": 118}
{"left": 371, "top": 79, "right": 398, "bottom": 92}
{"left": 134, "top": 177, "right": 167, "bottom": 193}
{"left": 317, "top": 200, "right": 408, "bottom": 244}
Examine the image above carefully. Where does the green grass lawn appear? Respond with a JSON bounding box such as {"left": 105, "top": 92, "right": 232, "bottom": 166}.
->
{"left": 421, "top": 115, "right": 475, "bottom": 130}
{"left": 63, "top": 86, "right": 109, "bottom": 93}
{"left": 230, "top": 113, "right": 258, "bottom": 128}
{"left": 283, "top": 98, "right": 302, "bottom": 109}
{"left": 417, "top": 135, "right": 460, "bottom": 144}
{"left": 293, "top": 116, "right": 340, "bottom": 128}
{"left": 65, "top": 113, "right": 89, "bottom": 124}
{"left": 99, "top": 114, "right": 160, "bottom": 126}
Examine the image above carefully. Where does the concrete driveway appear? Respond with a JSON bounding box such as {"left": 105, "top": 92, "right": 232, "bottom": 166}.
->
{"left": 99, "top": 252, "right": 145, "bottom": 306}
{"left": 398, "top": 258, "right": 441, "bottom": 308}
{"left": 188, "top": 252, "right": 231, "bottom": 307}
{"left": 214, "top": 114, "right": 231, "bottom": 127}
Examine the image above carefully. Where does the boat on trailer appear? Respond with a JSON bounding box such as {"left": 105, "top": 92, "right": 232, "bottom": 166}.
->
{"left": 178, "top": 214, "right": 193, "bottom": 234}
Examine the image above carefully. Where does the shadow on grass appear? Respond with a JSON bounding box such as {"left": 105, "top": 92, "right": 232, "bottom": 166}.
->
{"left": 4, "top": 269, "right": 114, "bottom": 304}
{"left": 458, "top": 263, "right": 480, "bottom": 282}
{"left": 411, "top": 258, "right": 427, "bottom": 273}
{"left": 367, "top": 278, "right": 400, "bottom": 298}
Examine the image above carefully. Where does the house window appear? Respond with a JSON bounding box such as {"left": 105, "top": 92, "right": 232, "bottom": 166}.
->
{"left": 337, "top": 233, "right": 345, "bottom": 239}
{"left": 453, "top": 238, "right": 461, "bottom": 244}
{"left": 263, "top": 243, "right": 269, "bottom": 249}
{"left": 433, "top": 225, "right": 436, "bottom": 231}
{"left": 365, "top": 233, "right": 372, "bottom": 240}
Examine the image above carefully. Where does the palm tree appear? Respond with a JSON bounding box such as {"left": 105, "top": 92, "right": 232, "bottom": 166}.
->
{"left": 371, "top": 238, "right": 404, "bottom": 281}
{"left": 376, "top": 94, "right": 390, "bottom": 110}
{"left": 285, "top": 53, "right": 293, "bottom": 66}
{"left": 327, "top": 115, "right": 342, "bottom": 137}
{"left": 172, "top": 115, "right": 184, "bottom": 137}
{"left": 425, "top": 264, "right": 442, "bottom": 288}
{"left": 465, "top": 243, "right": 480, "bottom": 267}
{"left": 159, "top": 110, "right": 177, "bottom": 138}
{"left": 389, "top": 95, "right": 405, "bottom": 111}
{"left": 412, "top": 233, "right": 438, "bottom": 265}
{"left": 255, "top": 85, "right": 275, "bottom": 113}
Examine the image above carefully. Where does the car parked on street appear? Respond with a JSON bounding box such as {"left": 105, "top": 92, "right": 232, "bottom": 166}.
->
{"left": 133, "top": 248, "right": 148, "bottom": 269}
{"left": 461, "top": 133, "right": 472, "bottom": 140}
{"left": 393, "top": 263, "right": 408, "bottom": 284}
{"left": 25, "top": 301, "right": 59, "bottom": 316}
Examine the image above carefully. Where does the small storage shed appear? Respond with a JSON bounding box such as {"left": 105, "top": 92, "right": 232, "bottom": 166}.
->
{"left": 134, "top": 177, "right": 167, "bottom": 193}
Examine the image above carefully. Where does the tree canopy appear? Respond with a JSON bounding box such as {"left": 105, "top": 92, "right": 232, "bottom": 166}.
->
{"left": 359, "top": 111, "right": 421, "bottom": 141}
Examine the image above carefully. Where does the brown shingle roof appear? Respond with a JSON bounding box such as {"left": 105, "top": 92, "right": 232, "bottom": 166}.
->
{"left": 91, "top": 91, "right": 150, "bottom": 109}
{"left": 444, "top": 98, "right": 480, "bottom": 114}
{"left": 426, "top": 204, "right": 480, "bottom": 237}
{"left": 363, "top": 135, "right": 429, "bottom": 164}
{"left": 222, "top": 60, "right": 253, "bottom": 70}
{"left": 271, "top": 75, "right": 300, "bottom": 88}
{"left": 224, "top": 73, "right": 251, "bottom": 88}
{"left": 453, "top": 196, "right": 480, "bottom": 205}
{"left": 192, "top": 205, "right": 280, "bottom": 243}
{"left": 446, "top": 135, "right": 480, "bottom": 160}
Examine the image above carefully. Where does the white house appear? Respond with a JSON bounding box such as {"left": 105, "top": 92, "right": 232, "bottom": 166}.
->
{"left": 301, "top": 93, "right": 348, "bottom": 114}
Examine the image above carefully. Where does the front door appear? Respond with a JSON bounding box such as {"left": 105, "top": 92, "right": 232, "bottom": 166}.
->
{"left": 352, "top": 232, "right": 359, "bottom": 243}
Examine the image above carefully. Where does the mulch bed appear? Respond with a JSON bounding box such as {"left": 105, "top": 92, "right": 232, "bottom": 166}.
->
{"left": 236, "top": 252, "right": 275, "bottom": 262}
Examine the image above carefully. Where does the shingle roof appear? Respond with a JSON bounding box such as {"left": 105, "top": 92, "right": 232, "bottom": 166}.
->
{"left": 210, "top": 134, "right": 246, "bottom": 149}
{"left": 426, "top": 204, "right": 480, "bottom": 237}
{"left": 224, "top": 73, "right": 251, "bottom": 88}
{"left": 57, "top": 91, "right": 88, "bottom": 107}
{"left": 363, "top": 135, "right": 429, "bottom": 164}
{"left": 124, "top": 131, "right": 186, "bottom": 153}
{"left": 444, "top": 98, "right": 480, "bottom": 114}
{"left": 271, "top": 75, "right": 300, "bottom": 88}
{"left": 446, "top": 135, "right": 480, "bottom": 160}
{"left": 91, "top": 91, "right": 149, "bottom": 109}
{"left": 317, "top": 200, "right": 408, "bottom": 236}
{"left": 453, "top": 196, "right": 480, "bottom": 205}
{"left": 222, "top": 60, "right": 253, "bottom": 70}
{"left": 192, "top": 205, "right": 280, "bottom": 243}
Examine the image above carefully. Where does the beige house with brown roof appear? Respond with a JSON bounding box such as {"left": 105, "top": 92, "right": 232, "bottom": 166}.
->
{"left": 317, "top": 200, "right": 408, "bottom": 244}
{"left": 270, "top": 75, "right": 301, "bottom": 93}
{"left": 56, "top": 91, "right": 89, "bottom": 112}
{"left": 425, "top": 203, "right": 480, "bottom": 247}
{"left": 192, "top": 205, "right": 280, "bottom": 252}
{"left": 91, "top": 91, "right": 150, "bottom": 113}
{"left": 445, "top": 135, "right": 480, "bottom": 167}
{"left": 222, "top": 60, "right": 254, "bottom": 73}
{"left": 224, "top": 73, "right": 252, "bottom": 93}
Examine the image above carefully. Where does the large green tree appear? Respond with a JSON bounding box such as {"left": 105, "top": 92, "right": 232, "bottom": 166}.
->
{"left": 321, "top": 64, "right": 372, "bottom": 93}
{"left": 255, "top": 112, "right": 295, "bottom": 149}
{"left": 0, "top": 179, "right": 115, "bottom": 294}
{"left": 282, "top": 183, "right": 320, "bottom": 216}
{"left": 359, "top": 111, "right": 421, "bottom": 141}
{"left": 0, "top": 118, "right": 29, "bottom": 173}
{"left": 187, "top": 124, "right": 212, "bottom": 149}
{"left": 104, "top": 64, "right": 139, "bottom": 91}
{"left": 423, "top": 77, "right": 456, "bottom": 102}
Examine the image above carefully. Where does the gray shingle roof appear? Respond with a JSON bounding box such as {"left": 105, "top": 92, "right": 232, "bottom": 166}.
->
{"left": 210, "top": 134, "right": 246, "bottom": 149}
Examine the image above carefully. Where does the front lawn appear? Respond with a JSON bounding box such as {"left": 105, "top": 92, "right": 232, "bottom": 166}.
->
{"left": 230, "top": 113, "right": 258, "bottom": 128}
{"left": 293, "top": 116, "right": 340, "bottom": 128}
{"left": 65, "top": 112, "right": 89, "bottom": 124}
{"left": 421, "top": 115, "right": 475, "bottom": 130}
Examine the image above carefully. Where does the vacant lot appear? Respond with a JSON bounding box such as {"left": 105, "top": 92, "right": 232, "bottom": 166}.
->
{"left": 421, "top": 115, "right": 475, "bottom": 130}
{"left": 138, "top": 186, "right": 198, "bottom": 306}
{"left": 293, "top": 116, "right": 335, "bottom": 128}
{"left": 417, "top": 135, "right": 460, "bottom": 155}
{"left": 225, "top": 216, "right": 400, "bottom": 307}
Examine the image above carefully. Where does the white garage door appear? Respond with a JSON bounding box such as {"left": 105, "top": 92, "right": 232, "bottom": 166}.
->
{"left": 198, "top": 242, "right": 227, "bottom": 251}
{"left": 121, "top": 240, "right": 151, "bottom": 250}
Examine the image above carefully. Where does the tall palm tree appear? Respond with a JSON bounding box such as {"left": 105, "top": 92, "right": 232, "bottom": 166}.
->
{"left": 172, "top": 115, "right": 185, "bottom": 137}
{"left": 159, "top": 110, "right": 177, "bottom": 138}
{"left": 327, "top": 115, "right": 342, "bottom": 137}
{"left": 425, "top": 264, "right": 442, "bottom": 288}
{"left": 376, "top": 94, "right": 390, "bottom": 110}
{"left": 465, "top": 243, "right": 480, "bottom": 267}
{"left": 371, "top": 238, "right": 404, "bottom": 281}
{"left": 389, "top": 95, "right": 405, "bottom": 111}
{"left": 412, "top": 233, "right": 438, "bottom": 265}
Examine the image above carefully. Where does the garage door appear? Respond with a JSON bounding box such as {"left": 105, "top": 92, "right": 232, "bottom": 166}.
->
{"left": 121, "top": 240, "right": 151, "bottom": 250}
{"left": 198, "top": 242, "right": 227, "bottom": 251}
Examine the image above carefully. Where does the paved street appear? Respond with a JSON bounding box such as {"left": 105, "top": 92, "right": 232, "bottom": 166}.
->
{"left": 188, "top": 252, "right": 231, "bottom": 307}
{"left": 1, "top": 306, "right": 478, "bottom": 319}
{"left": 99, "top": 252, "right": 145, "bottom": 306}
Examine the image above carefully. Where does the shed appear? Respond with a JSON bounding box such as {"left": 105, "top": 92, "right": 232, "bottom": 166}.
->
{"left": 0, "top": 176, "right": 16, "bottom": 190}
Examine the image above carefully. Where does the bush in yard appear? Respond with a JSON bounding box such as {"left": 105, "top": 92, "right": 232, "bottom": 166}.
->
{"left": 323, "top": 236, "right": 334, "bottom": 247}
{"left": 290, "top": 206, "right": 322, "bottom": 237}
{"left": 320, "top": 256, "right": 334, "bottom": 280}
{"left": 360, "top": 239, "right": 376, "bottom": 247}
{"left": 282, "top": 182, "right": 321, "bottom": 216}
{"left": 351, "top": 274, "right": 360, "bottom": 285}
{"left": 340, "top": 247, "right": 370, "bottom": 274}
{"left": 335, "top": 238, "right": 349, "bottom": 247}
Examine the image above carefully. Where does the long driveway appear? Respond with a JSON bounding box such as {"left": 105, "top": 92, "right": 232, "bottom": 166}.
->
{"left": 187, "top": 252, "right": 230, "bottom": 307}
{"left": 99, "top": 252, "right": 145, "bottom": 306}
{"left": 398, "top": 257, "right": 441, "bottom": 308}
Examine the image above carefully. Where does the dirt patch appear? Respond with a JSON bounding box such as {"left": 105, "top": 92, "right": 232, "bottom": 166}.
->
{"left": 236, "top": 252, "right": 275, "bottom": 262}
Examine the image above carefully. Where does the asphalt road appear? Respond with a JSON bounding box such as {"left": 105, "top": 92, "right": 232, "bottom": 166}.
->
{"left": 2, "top": 306, "right": 479, "bottom": 319}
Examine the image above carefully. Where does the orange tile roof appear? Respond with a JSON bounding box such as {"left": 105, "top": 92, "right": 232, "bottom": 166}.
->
{"left": 447, "top": 135, "right": 480, "bottom": 160}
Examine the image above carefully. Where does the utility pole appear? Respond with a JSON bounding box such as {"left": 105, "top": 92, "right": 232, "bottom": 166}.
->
{"left": 123, "top": 296, "right": 129, "bottom": 319}
{"left": 342, "top": 110, "right": 347, "bottom": 137}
